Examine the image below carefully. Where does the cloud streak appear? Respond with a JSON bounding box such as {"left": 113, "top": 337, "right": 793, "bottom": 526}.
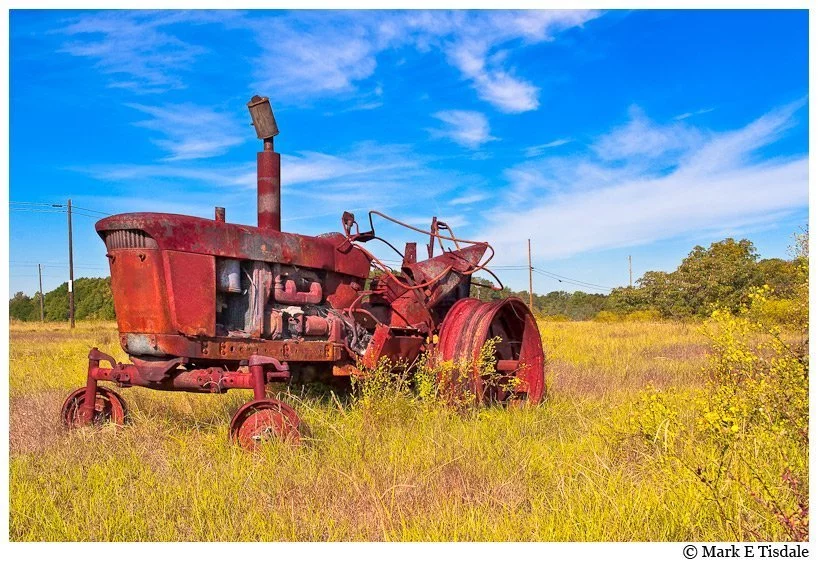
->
{"left": 430, "top": 110, "right": 497, "bottom": 149}
{"left": 433, "top": 10, "right": 600, "bottom": 113}
{"left": 71, "top": 140, "right": 483, "bottom": 243}
{"left": 524, "top": 138, "right": 573, "bottom": 158}
{"left": 55, "top": 10, "right": 600, "bottom": 112}
{"left": 247, "top": 10, "right": 599, "bottom": 112}
{"left": 57, "top": 11, "right": 231, "bottom": 92}
{"left": 592, "top": 105, "right": 703, "bottom": 162}
{"left": 127, "top": 103, "right": 245, "bottom": 161}
{"left": 478, "top": 101, "right": 808, "bottom": 264}
{"left": 76, "top": 143, "right": 419, "bottom": 190}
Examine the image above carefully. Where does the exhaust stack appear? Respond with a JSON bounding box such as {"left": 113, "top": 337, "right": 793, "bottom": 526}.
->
{"left": 247, "top": 95, "right": 281, "bottom": 231}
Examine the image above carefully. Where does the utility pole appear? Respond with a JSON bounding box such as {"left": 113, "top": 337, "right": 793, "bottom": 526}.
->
{"left": 528, "top": 238, "right": 534, "bottom": 312}
{"left": 628, "top": 255, "right": 633, "bottom": 288}
{"left": 38, "top": 264, "right": 44, "bottom": 322}
{"left": 68, "top": 199, "right": 75, "bottom": 328}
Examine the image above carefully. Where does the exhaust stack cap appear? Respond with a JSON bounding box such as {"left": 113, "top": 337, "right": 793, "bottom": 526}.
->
{"left": 247, "top": 95, "right": 279, "bottom": 140}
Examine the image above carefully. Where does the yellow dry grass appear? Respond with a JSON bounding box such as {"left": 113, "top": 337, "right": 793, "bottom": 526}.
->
{"left": 7, "top": 319, "right": 792, "bottom": 541}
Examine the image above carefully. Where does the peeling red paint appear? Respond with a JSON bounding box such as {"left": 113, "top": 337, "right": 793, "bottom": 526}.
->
{"left": 64, "top": 94, "right": 545, "bottom": 449}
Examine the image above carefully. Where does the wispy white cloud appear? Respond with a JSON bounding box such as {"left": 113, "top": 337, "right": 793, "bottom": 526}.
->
{"left": 524, "top": 138, "right": 573, "bottom": 158}
{"left": 246, "top": 10, "right": 599, "bottom": 112}
{"left": 72, "top": 162, "right": 255, "bottom": 188}
{"left": 127, "top": 103, "right": 245, "bottom": 161}
{"left": 430, "top": 110, "right": 497, "bottom": 149}
{"left": 76, "top": 143, "right": 419, "bottom": 190}
{"left": 673, "top": 107, "right": 715, "bottom": 120}
{"left": 284, "top": 143, "right": 419, "bottom": 186}
{"left": 87, "top": 194, "right": 219, "bottom": 219}
{"left": 449, "top": 192, "right": 490, "bottom": 206}
{"left": 431, "top": 10, "right": 600, "bottom": 113}
{"left": 57, "top": 11, "right": 232, "bottom": 93}
{"left": 72, "top": 140, "right": 482, "bottom": 240}
{"left": 478, "top": 100, "right": 808, "bottom": 264}
{"left": 55, "top": 10, "right": 599, "bottom": 111}
{"left": 250, "top": 13, "right": 379, "bottom": 99}
{"left": 403, "top": 213, "right": 470, "bottom": 229}
{"left": 592, "top": 105, "right": 703, "bottom": 161}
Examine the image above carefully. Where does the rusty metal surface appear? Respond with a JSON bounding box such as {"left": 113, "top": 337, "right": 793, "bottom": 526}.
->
{"left": 60, "top": 387, "right": 127, "bottom": 428}
{"left": 247, "top": 95, "right": 279, "bottom": 139}
{"left": 163, "top": 250, "right": 215, "bottom": 336}
{"left": 119, "top": 333, "right": 344, "bottom": 362}
{"left": 65, "top": 93, "right": 548, "bottom": 450}
{"left": 87, "top": 346, "right": 291, "bottom": 394}
{"left": 107, "top": 248, "right": 174, "bottom": 334}
{"left": 274, "top": 275, "right": 322, "bottom": 305}
{"left": 257, "top": 147, "right": 281, "bottom": 232}
{"left": 437, "top": 297, "right": 545, "bottom": 405}
{"left": 229, "top": 398, "right": 302, "bottom": 449}
{"left": 97, "top": 214, "right": 370, "bottom": 279}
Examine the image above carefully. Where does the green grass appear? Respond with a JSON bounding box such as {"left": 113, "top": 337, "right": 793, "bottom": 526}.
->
{"left": 8, "top": 319, "right": 799, "bottom": 541}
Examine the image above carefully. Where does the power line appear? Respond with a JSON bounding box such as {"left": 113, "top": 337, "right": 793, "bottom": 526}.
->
{"left": 531, "top": 267, "right": 612, "bottom": 292}
{"left": 10, "top": 261, "right": 106, "bottom": 269}
{"left": 532, "top": 268, "right": 611, "bottom": 291}
{"left": 69, "top": 205, "right": 112, "bottom": 216}
{"left": 10, "top": 201, "right": 112, "bottom": 217}
{"left": 473, "top": 262, "right": 612, "bottom": 291}
{"left": 8, "top": 201, "right": 60, "bottom": 207}
{"left": 11, "top": 207, "right": 105, "bottom": 220}
{"left": 531, "top": 266, "right": 612, "bottom": 289}
{"left": 10, "top": 208, "right": 66, "bottom": 214}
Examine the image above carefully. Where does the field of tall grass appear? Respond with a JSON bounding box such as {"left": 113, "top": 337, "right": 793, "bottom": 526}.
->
{"left": 8, "top": 317, "right": 807, "bottom": 541}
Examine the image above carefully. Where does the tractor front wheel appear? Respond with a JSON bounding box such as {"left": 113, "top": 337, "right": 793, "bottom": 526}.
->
{"left": 229, "top": 398, "right": 304, "bottom": 450}
{"left": 60, "top": 386, "right": 129, "bottom": 428}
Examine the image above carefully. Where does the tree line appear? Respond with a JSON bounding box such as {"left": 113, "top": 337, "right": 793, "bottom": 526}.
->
{"left": 9, "top": 234, "right": 807, "bottom": 322}
{"left": 472, "top": 235, "right": 807, "bottom": 321}
{"left": 9, "top": 277, "right": 115, "bottom": 321}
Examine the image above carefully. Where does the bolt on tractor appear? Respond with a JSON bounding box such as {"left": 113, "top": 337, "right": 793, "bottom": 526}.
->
{"left": 60, "top": 95, "right": 546, "bottom": 450}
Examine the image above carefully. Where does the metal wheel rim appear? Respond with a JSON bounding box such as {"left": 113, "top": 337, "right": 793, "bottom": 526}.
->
{"left": 229, "top": 399, "right": 303, "bottom": 450}
{"left": 60, "top": 387, "right": 128, "bottom": 428}
{"left": 438, "top": 297, "right": 545, "bottom": 406}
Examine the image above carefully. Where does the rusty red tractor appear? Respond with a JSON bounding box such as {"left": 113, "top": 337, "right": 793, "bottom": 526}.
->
{"left": 60, "top": 95, "right": 546, "bottom": 449}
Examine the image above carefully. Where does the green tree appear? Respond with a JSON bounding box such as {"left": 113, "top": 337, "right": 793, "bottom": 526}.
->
{"left": 675, "top": 238, "right": 761, "bottom": 316}
{"left": 9, "top": 291, "right": 36, "bottom": 321}
{"left": 756, "top": 258, "right": 800, "bottom": 297}
{"left": 605, "top": 286, "right": 647, "bottom": 314}
{"left": 11, "top": 277, "right": 117, "bottom": 322}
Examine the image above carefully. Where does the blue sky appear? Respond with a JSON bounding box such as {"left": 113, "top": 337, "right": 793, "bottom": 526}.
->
{"left": 9, "top": 9, "right": 809, "bottom": 298}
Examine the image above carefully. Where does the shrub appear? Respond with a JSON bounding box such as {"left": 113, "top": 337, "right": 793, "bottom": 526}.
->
{"left": 351, "top": 336, "right": 515, "bottom": 411}
{"left": 593, "top": 311, "right": 621, "bottom": 323}
{"left": 541, "top": 314, "right": 571, "bottom": 322}
{"left": 626, "top": 286, "right": 809, "bottom": 540}
{"left": 624, "top": 309, "right": 662, "bottom": 322}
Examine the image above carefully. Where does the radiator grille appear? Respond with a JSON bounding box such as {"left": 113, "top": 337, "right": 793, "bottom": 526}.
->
{"left": 103, "top": 229, "right": 158, "bottom": 250}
